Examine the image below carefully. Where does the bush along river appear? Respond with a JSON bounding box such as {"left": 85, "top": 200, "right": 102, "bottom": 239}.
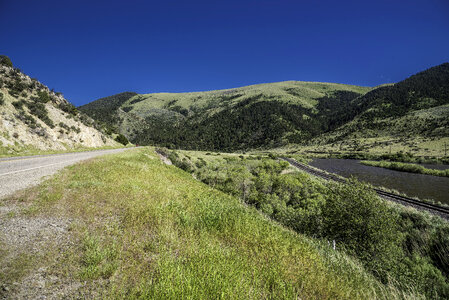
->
{"left": 309, "top": 158, "right": 449, "bottom": 205}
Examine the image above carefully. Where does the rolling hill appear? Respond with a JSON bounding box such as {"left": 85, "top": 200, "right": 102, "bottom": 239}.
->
{"left": 0, "top": 55, "right": 119, "bottom": 156}
{"left": 79, "top": 81, "right": 371, "bottom": 150}
{"left": 311, "top": 63, "right": 449, "bottom": 156}
{"left": 79, "top": 63, "right": 449, "bottom": 154}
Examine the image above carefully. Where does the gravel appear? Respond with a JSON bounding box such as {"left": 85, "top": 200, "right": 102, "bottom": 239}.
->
{"left": 0, "top": 148, "right": 133, "bottom": 299}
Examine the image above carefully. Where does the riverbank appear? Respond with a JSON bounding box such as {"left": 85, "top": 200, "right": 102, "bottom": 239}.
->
{"left": 309, "top": 158, "right": 449, "bottom": 206}
{"left": 361, "top": 160, "right": 449, "bottom": 178}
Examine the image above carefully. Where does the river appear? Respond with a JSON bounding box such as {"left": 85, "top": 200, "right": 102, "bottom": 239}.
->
{"left": 309, "top": 158, "right": 449, "bottom": 205}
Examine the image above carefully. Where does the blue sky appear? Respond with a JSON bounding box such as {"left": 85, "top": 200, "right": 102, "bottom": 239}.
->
{"left": 1, "top": 0, "right": 449, "bottom": 106}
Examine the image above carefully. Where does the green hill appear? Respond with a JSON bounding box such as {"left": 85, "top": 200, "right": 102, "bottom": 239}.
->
{"left": 79, "top": 81, "right": 371, "bottom": 150}
{"left": 79, "top": 63, "right": 449, "bottom": 154}
{"left": 78, "top": 92, "right": 137, "bottom": 129}
{"left": 311, "top": 63, "right": 449, "bottom": 156}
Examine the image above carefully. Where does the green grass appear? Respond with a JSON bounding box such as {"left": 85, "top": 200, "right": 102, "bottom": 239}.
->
{"left": 0, "top": 144, "right": 131, "bottom": 158}
{"left": 361, "top": 160, "right": 449, "bottom": 177}
{"left": 126, "top": 81, "right": 371, "bottom": 116}
{"left": 1, "top": 147, "right": 408, "bottom": 299}
{"left": 81, "top": 81, "right": 373, "bottom": 151}
{"left": 270, "top": 135, "right": 449, "bottom": 162}
{"left": 303, "top": 102, "right": 449, "bottom": 158}
{"left": 165, "top": 149, "right": 449, "bottom": 298}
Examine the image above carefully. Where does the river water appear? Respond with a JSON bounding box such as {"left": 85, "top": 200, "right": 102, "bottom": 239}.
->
{"left": 309, "top": 158, "right": 449, "bottom": 205}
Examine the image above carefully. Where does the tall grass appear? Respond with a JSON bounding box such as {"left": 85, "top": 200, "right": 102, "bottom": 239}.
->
{"left": 1, "top": 148, "right": 409, "bottom": 299}
{"left": 361, "top": 160, "right": 449, "bottom": 177}
{"left": 164, "top": 149, "right": 449, "bottom": 298}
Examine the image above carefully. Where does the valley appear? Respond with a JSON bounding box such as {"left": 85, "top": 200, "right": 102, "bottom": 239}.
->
{"left": 1, "top": 56, "right": 448, "bottom": 299}
{"left": 2, "top": 0, "right": 449, "bottom": 298}
{"left": 2, "top": 147, "right": 448, "bottom": 299}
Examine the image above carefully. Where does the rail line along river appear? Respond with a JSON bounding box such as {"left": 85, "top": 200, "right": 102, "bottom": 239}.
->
{"left": 309, "top": 158, "right": 449, "bottom": 205}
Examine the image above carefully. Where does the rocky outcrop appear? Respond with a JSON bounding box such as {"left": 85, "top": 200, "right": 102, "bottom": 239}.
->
{"left": 0, "top": 64, "right": 118, "bottom": 153}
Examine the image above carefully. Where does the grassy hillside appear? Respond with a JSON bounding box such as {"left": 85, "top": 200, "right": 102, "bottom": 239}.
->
{"left": 78, "top": 92, "right": 137, "bottom": 128}
{"left": 129, "top": 81, "right": 370, "bottom": 112}
{"left": 80, "top": 81, "right": 371, "bottom": 150}
{"left": 0, "top": 148, "right": 406, "bottom": 299}
{"left": 162, "top": 148, "right": 449, "bottom": 298}
{"left": 308, "top": 63, "right": 449, "bottom": 157}
{"left": 80, "top": 63, "right": 449, "bottom": 156}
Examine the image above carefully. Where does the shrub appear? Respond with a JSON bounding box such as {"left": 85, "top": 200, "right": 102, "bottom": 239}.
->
{"left": 105, "top": 126, "right": 115, "bottom": 135}
{"left": 179, "top": 158, "right": 195, "bottom": 173}
{"left": 59, "top": 102, "right": 78, "bottom": 116}
{"left": 155, "top": 147, "right": 169, "bottom": 157}
{"left": 168, "top": 151, "right": 180, "bottom": 164}
{"left": 37, "top": 91, "right": 50, "bottom": 103}
{"left": 25, "top": 101, "right": 54, "bottom": 128}
{"left": 361, "top": 160, "right": 449, "bottom": 178}
{"left": 70, "top": 126, "right": 81, "bottom": 134}
{"left": 322, "top": 180, "right": 403, "bottom": 280}
{"left": 12, "top": 100, "right": 24, "bottom": 109}
{"left": 0, "top": 92, "right": 4, "bottom": 105}
{"left": 12, "top": 80, "right": 27, "bottom": 92}
{"left": 195, "top": 158, "right": 207, "bottom": 168}
{"left": 8, "top": 80, "right": 27, "bottom": 97}
{"left": 59, "top": 122, "right": 69, "bottom": 130}
{"left": 0, "top": 55, "right": 13, "bottom": 67}
{"left": 115, "top": 134, "right": 129, "bottom": 145}
{"left": 30, "top": 126, "right": 48, "bottom": 137}
{"left": 16, "top": 112, "right": 38, "bottom": 129}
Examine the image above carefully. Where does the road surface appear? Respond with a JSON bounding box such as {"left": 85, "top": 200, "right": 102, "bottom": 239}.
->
{"left": 0, "top": 148, "right": 131, "bottom": 199}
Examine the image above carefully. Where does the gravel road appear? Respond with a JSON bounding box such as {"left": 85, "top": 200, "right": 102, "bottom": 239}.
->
{"left": 0, "top": 148, "right": 131, "bottom": 199}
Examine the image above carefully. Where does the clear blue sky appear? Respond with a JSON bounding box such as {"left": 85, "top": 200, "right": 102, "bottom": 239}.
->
{"left": 1, "top": 0, "right": 449, "bottom": 106}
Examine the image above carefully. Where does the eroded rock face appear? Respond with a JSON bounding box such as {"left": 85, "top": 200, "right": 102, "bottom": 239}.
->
{"left": 0, "top": 65, "right": 119, "bottom": 151}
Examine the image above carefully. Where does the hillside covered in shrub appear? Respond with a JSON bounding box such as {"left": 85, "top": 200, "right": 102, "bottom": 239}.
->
{"left": 80, "top": 63, "right": 449, "bottom": 154}
{"left": 0, "top": 55, "right": 119, "bottom": 155}
{"left": 162, "top": 149, "right": 449, "bottom": 298}
{"left": 317, "top": 63, "right": 449, "bottom": 144}
{"left": 79, "top": 81, "right": 370, "bottom": 151}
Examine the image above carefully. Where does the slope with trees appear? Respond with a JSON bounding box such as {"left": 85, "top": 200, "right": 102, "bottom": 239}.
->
{"left": 79, "top": 63, "right": 449, "bottom": 155}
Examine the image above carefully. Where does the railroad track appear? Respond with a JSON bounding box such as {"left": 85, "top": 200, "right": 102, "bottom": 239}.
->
{"left": 281, "top": 157, "right": 449, "bottom": 219}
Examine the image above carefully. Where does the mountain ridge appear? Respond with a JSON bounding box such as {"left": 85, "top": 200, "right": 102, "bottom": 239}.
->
{"left": 79, "top": 63, "right": 449, "bottom": 154}
{"left": 79, "top": 80, "right": 371, "bottom": 150}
